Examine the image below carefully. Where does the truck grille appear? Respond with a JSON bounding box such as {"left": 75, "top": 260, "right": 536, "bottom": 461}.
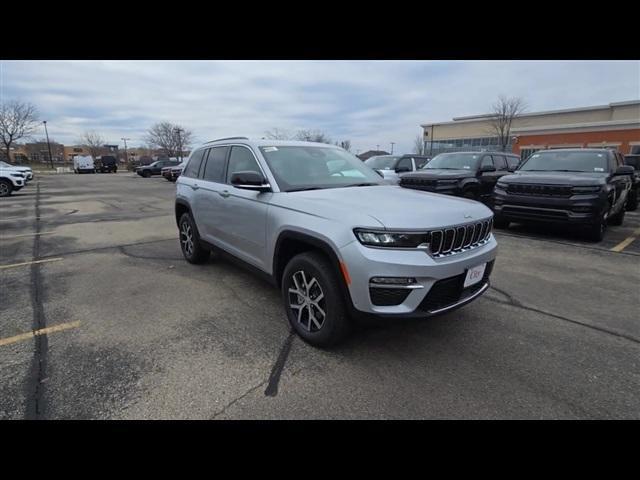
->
{"left": 418, "top": 260, "right": 494, "bottom": 312}
{"left": 426, "top": 218, "right": 493, "bottom": 257}
{"left": 507, "top": 184, "right": 572, "bottom": 197}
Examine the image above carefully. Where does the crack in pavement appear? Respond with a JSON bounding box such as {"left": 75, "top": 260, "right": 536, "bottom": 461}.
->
{"left": 486, "top": 286, "right": 639, "bottom": 345}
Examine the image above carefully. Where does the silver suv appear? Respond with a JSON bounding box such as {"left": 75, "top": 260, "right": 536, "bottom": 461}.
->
{"left": 175, "top": 137, "right": 497, "bottom": 347}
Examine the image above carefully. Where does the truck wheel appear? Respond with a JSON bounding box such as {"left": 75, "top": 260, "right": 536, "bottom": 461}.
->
{"left": 0, "top": 179, "right": 13, "bottom": 197}
{"left": 178, "top": 213, "right": 209, "bottom": 264}
{"left": 625, "top": 189, "right": 638, "bottom": 211}
{"left": 609, "top": 206, "right": 625, "bottom": 226}
{"left": 462, "top": 189, "right": 478, "bottom": 200}
{"left": 281, "top": 252, "right": 351, "bottom": 348}
{"left": 586, "top": 213, "right": 607, "bottom": 242}
{"left": 493, "top": 215, "right": 510, "bottom": 229}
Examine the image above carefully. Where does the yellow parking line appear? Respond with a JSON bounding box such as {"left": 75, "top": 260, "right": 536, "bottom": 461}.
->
{"left": 611, "top": 237, "right": 636, "bottom": 252}
{"left": 0, "top": 231, "right": 54, "bottom": 240}
{"left": 0, "top": 321, "right": 81, "bottom": 347}
{"left": 0, "top": 257, "right": 63, "bottom": 270}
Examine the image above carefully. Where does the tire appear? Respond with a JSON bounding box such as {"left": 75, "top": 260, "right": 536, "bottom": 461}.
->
{"left": 178, "top": 212, "right": 209, "bottom": 264}
{"left": 493, "top": 215, "right": 510, "bottom": 229}
{"left": 281, "top": 251, "right": 351, "bottom": 348}
{"left": 625, "top": 188, "right": 638, "bottom": 211}
{"left": 142, "top": 170, "right": 151, "bottom": 178}
{"left": 0, "top": 179, "right": 13, "bottom": 197}
{"left": 462, "top": 189, "right": 478, "bottom": 200}
{"left": 586, "top": 212, "right": 607, "bottom": 242}
{"left": 609, "top": 206, "right": 625, "bottom": 226}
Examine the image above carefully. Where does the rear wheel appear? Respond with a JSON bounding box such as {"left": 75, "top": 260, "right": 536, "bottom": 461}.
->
{"left": 281, "top": 252, "right": 351, "bottom": 347}
{"left": 178, "top": 213, "right": 209, "bottom": 264}
{"left": 0, "top": 179, "right": 13, "bottom": 197}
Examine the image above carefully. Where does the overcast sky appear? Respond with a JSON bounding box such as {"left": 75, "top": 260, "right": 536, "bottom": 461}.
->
{"left": 1, "top": 60, "right": 639, "bottom": 154}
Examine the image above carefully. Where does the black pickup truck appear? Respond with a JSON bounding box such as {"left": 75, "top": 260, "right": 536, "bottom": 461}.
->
{"left": 399, "top": 151, "right": 520, "bottom": 202}
{"left": 95, "top": 155, "right": 118, "bottom": 173}
{"left": 492, "top": 149, "right": 634, "bottom": 241}
{"left": 623, "top": 154, "right": 639, "bottom": 211}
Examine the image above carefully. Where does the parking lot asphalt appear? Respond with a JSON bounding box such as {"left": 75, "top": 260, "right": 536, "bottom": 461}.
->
{"left": 1, "top": 172, "right": 639, "bottom": 419}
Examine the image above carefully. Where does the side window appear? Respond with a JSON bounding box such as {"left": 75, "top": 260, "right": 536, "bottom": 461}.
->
{"left": 396, "top": 157, "right": 412, "bottom": 171}
{"left": 480, "top": 155, "right": 494, "bottom": 169}
{"left": 506, "top": 156, "right": 520, "bottom": 170}
{"left": 226, "top": 146, "right": 261, "bottom": 184}
{"left": 415, "top": 157, "right": 429, "bottom": 169}
{"left": 182, "top": 150, "right": 205, "bottom": 178}
{"left": 202, "top": 146, "right": 229, "bottom": 183}
{"left": 494, "top": 155, "right": 508, "bottom": 171}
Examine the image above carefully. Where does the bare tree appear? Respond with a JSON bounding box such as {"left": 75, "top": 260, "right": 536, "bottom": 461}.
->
{"left": 294, "top": 129, "right": 332, "bottom": 144}
{"left": 336, "top": 140, "right": 352, "bottom": 152}
{"left": 0, "top": 100, "right": 39, "bottom": 163}
{"left": 413, "top": 134, "right": 424, "bottom": 155}
{"left": 264, "top": 127, "right": 292, "bottom": 140}
{"left": 488, "top": 95, "right": 527, "bottom": 152}
{"left": 79, "top": 131, "right": 106, "bottom": 160}
{"left": 144, "top": 122, "right": 193, "bottom": 158}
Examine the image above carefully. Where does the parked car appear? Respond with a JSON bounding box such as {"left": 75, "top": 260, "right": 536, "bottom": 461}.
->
{"left": 0, "top": 161, "right": 33, "bottom": 181}
{"left": 623, "top": 154, "right": 640, "bottom": 211}
{"left": 136, "top": 159, "right": 181, "bottom": 178}
{"left": 492, "top": 149, "right": 633, "bottom": 241}
{"left": 0, "top": 166, "right": 26, "bottom": 197}
{"left": 162, "top": 161, "right": 185, "bottom": 182}
{"left": 399, "top": 151, "right": 520, "bottom": 202}
{"left": 95, "top": 155, "right": 118, "bottom": 173}
{"left": 73, "top": 155, "right": 95, "bottom": 174}
{"left": 364, "top": 154, "right": 431, "bottom": 184}
{"left": 175, "top": 138, "right": 497, "bottom": 347}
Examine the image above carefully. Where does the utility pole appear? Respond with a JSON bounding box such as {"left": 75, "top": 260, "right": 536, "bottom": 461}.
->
{"left": 376, "top": 144, "right": 380, "bottom": 152}
{"left": 174, "top": 128, "right": 184, "bottom": 162}
{"left": 43, "top": 121, "right": 54, "bottom": 169}
{"left": 390, "top": 142, "right": 395, "bottom": 154}
{"left": 121, "top": 137, "right": 130, "bottom": 168}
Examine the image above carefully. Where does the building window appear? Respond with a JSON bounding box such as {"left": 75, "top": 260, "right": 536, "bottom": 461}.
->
{"left": 630, "top": 145, "right": 640, "bottom": 155}
{"left": 520, "top": 148, "right": 540, "bottom": 161}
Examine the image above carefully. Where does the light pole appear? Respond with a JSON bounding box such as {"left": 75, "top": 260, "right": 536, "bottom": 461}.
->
{"left": 43, "top": 121, "right": 54, "bottom": 169}
{"left": 390, "top": 142, "right": 395, "bottom": 154}
{"left": 121, "top": 137, "right": 130, "bottom": 168}
{"left": 376, "top": 144, "right": 380, "bottom": 152}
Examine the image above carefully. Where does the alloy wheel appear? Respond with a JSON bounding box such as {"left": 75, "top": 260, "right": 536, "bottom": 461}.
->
{"left": 180, "top": 221, "right": 194, "bottom": 257}
{"left": 288, "top": 270, "right": 326, "bottom": 332}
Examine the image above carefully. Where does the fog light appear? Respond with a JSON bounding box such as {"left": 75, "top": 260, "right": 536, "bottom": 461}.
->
{"left": 370, "top": 277, "right": 417, "bottom": 285}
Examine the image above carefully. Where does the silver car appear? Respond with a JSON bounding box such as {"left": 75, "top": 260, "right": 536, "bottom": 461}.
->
{"left": 175, "top": 137, "right": 497, "bottom": 347}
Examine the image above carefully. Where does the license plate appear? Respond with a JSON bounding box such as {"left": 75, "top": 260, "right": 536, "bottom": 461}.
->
{"left": 463, "top": 263, "right": 486, "bottom": 288}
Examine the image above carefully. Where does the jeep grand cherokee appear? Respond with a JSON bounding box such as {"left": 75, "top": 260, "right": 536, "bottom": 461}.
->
{"left": 175, "top": 137, "right": 498, "bottom": 347}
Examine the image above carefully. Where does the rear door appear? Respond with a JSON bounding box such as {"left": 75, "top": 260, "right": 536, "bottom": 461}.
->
{"left": 179, "top": 149, "right": 207, "bottom": 232}
{"left": 215, "top": 145, "right": 271, "bottom": 270}
{"left": 195, "top": 146, "right": 230, "bottom": 242}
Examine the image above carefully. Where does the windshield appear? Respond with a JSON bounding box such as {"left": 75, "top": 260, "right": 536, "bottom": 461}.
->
{"left": 519, "top": 151, "right": 609, "bottom": 173}
{"left": 423, "top": 153, "right": 481, "bottom": 170}
{"left": 259, "top": 146, "right": 383, "bottom": 192}
{"left": 364, "top": 156, "right": 400, "bottom": 170}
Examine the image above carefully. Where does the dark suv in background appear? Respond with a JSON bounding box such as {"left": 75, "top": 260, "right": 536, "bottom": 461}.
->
{"left": 136, "top": 158, "right": 181, "bottom": 178}
{"left": 492, "top": 149, "right": 633, "bottom": 241}
{"left": 400, "top": 151, "right": 520, "bottom": 202}
{"left": 95, "top": 155, "right": 118, "bottom": 173}
{"left": 623, "top": 154, "right": 639, "bottom": 211}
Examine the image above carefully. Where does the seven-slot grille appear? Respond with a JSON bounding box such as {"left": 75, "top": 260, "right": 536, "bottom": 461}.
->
{"left": 426, "top": 218, "right": 492, "bottom": 257}
{"left": 506, "top": 184, "right": 572, "bottom": 197}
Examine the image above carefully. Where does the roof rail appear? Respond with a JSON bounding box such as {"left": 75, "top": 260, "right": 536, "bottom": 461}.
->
{"left": 204, "top": 136, "right": 249, "bottom": 144}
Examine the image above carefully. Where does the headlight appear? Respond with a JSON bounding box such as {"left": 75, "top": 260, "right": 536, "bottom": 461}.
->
{"left": 354, "top": 229, "right": 429, "bottom": 248}
{"left": 572, "top": 185, "right": 602, "bottom": 193}
{"left": 10, "top": 172, "right": 24, "bottom": 178}
{"left": 496, "top": 181, "right": 508, "bottom": 189}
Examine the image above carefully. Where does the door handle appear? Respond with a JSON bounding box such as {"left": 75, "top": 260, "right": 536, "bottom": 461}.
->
{"left": 219, "top": 190, "right": 230, "bottom": 198}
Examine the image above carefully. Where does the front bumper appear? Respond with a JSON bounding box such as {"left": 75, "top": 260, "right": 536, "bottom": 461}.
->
{"left": 339, "top": 236, "right": 497, "bottom": 317}
{"left": 493, "top": 188, "right": 604, "bottom": 225}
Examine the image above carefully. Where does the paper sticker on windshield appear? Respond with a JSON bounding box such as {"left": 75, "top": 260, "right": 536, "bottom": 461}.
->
{"left": 531, "top": 154, "right": 540, "bottom": 158}
{"left": 463, "top": 166, "right": 470, "bottom": 169}
{"left": 594, "top": 167, "right": 604, "bottom": 172}
{"left": 263, "top": 147, "right": 278, "bottom": 152}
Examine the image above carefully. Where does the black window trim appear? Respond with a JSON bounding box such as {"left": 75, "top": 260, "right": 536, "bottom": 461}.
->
{"left": 200, "top": 145, "right": 231, "bottom": 183}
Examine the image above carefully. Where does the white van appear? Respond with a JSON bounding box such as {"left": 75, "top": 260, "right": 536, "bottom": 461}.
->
{"left": 73, "top": 155, "right": 95, "bottom": 174}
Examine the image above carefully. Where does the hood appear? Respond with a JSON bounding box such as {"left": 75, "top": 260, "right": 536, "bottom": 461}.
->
{"left": 272, "top": 185, "right": 493, "bottom": 230}
{"left": 2, "top": 165, "right": 31, "bottom": 172}
{"left": 403, "top": 169, "right": 475, "bottom": 180}
{"left": 501, "top": 171, "right": 607, "bottom": 186}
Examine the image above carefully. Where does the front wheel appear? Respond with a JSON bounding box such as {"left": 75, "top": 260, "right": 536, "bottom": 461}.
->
{"left": 0, "top": 179, "right": 13, "bottom": 197}
{"left": 142, "top": 170, "right": 151, "bottom": 178}
{"left": 625, "top": 189, "right": 638, "bottom": 211}
{"left": 586, "top": 213, "right": 607, "bottom": 242}
{"left": 178, "top": 213, "right": 209, "bottom": 264}
{"left": 609, "top": 206, "right": 625, "bottom": 226}
{"left": 281, "top": 252, "right": 351, "bottom": 348}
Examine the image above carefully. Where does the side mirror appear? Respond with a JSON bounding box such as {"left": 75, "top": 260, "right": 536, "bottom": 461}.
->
{"left": 614, "top": 165, "right": 634, "bottom": 176}
{"left": 480, "top": 164, "right": 496, "bottom": 173}
{"left": 230, "top": 171, "right": 271, "bottom": 192}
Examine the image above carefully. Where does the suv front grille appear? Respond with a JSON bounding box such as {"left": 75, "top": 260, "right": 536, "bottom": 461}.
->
{"left": 418, "top": 260, "right": 494, "bottom": 312}
{"left": 507, "top": 184, "right": 572, "bottom": 197}
{"left": 426, "top": 218, "right": 493, "bottom": 258}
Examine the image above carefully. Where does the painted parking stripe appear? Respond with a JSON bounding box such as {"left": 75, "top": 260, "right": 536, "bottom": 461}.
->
{"left": 0, "top": 231, "right": 55, "bottom": 240}
{"left": 0, "top": 257, "right": 63, "bottom": 270}
{"left": 0, "top": 321, "right": 81, "bottom": 347}
{"left": 610, "top": 228, "right": 640, "bottom": 253}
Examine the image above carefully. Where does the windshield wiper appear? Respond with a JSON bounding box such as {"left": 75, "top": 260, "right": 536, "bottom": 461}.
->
{"left": 342, "top": 182, "right": 379, "bottom": 188}
{"left": 286, "top": 186, "right": 325, "bottom": 192}
{"left": 548, "top": 170, "right": 586, "bottom": 172}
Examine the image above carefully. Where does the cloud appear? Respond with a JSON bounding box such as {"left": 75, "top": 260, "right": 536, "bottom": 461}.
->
{"left": 1, "top": 60, "right": 638, "bottom": 154}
